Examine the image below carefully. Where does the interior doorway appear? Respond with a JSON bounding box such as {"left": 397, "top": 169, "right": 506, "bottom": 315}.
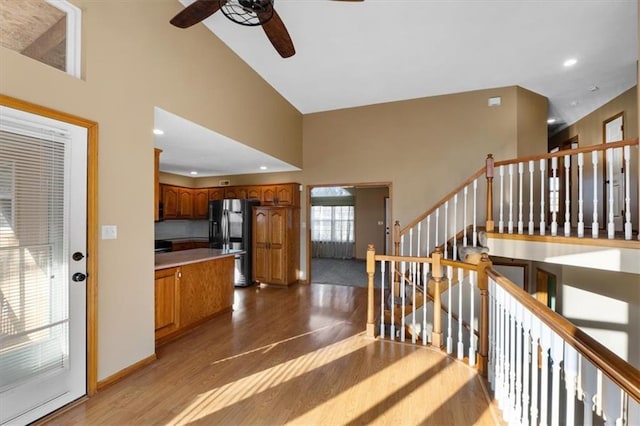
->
{"left": 535, "top": 268, "right": 556, "bottom": 311}
{"left": 603, "top": 113, "right": 625, "bottom": 233}
{"left": 306, "top": 182, "right": 391, "bottom": 286}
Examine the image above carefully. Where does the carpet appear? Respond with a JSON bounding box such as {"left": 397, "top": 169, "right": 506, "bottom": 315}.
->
{"left": 311, "top": 258, "right": 382, "bottom": 288}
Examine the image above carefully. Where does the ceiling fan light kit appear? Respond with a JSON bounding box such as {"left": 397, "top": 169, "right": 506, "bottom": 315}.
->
{"left": 221, "top": 0, "right": 274, "bottom": 26}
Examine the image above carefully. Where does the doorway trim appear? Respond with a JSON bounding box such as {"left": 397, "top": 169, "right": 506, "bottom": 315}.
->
{"left": 0, "top": 94, "right": 99, "bottom": 396}
{"left": 305, "top": 181, "right": 392, "bottom": 285}
{"left": 602, "top": 112, "right": 624, "bottom": 232}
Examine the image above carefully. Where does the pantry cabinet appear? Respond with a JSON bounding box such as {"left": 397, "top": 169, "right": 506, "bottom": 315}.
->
{"left": 253, "top": 206, "right": 299, "bottom": 286}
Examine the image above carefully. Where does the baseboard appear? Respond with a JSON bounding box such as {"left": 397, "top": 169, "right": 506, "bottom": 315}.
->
{"left": 97, "top": 353, "right": 157, "bottom": 390}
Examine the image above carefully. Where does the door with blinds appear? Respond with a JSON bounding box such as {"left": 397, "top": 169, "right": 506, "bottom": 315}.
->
{"left": 0, "top": 105, "right": 87, "bottom": 425}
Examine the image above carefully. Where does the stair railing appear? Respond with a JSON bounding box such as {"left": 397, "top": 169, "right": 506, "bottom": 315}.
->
{"left": 366, "top": 242, "right": 640, "bottom": 425}
{"left": 399, "top": 138, "right": 639, "bottom": 264}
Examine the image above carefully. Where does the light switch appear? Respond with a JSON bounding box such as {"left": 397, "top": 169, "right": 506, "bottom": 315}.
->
{"left": 102, "top": 225, "right": 117, "bottom": 240}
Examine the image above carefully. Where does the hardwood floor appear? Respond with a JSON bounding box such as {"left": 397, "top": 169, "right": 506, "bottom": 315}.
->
{"left": 42, "top": 284, "right": 499, "bottom": 425}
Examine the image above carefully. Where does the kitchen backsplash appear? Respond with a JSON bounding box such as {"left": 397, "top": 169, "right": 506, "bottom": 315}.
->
{"left": 155, "top": 220, "right": 208, "bottom": 240}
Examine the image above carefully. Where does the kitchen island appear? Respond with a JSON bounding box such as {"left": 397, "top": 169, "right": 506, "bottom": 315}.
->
{"left": 154, "top": 249, "right": 240, "bottom": 346}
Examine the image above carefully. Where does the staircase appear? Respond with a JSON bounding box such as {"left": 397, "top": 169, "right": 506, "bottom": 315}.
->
{"left": 365, "top": 139, "right": 640, "bottom": 425}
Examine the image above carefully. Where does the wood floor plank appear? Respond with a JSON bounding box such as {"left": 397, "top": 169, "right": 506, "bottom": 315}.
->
{"left": 40, "top": 283, "right": 499, "bottom": 425}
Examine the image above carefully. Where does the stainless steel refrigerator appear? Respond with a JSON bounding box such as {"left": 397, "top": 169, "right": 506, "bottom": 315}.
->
{"left": 208, "top": 199, "right": 259, "bottom": 287}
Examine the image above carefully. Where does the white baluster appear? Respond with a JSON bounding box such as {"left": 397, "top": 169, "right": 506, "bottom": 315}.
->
{"left": 499, "top": 165, "right": 505, "bottom": 233}
{"left": 457, "top": 267, "right": 464, "bottom": 360}
{"left": 515, "top": 301, "right": 524, "bottom": 423}
{"left": 496, "top": 287, "right": 506, "bottom": 407}
{"left": 409, "top": 228, "right": 413, "bottom": 256}
{"left": 468, "top": 271, "right": 476, "bottom": 367}
{"left": 411, "top": 262, "right": 417, "bottom": 344}
{"left": 380, "top": 260, "right": 386, "bottom": 338}
{"left": 446, "top": 265, "right": 453, "bottom": 354}
{"left": 564, "top": 344, "right": 579, "bottom": 426}
{"left": 488, "top": 279, "right": 495, "bottom": 386}
{"left": 564, "top": 154, "right": 571, "bottom": 236}
{"left": 518, "top": 161, "right": 524, "bottom": 234}
{"left": 444, "top": 201, "right": 449, "bottom": 259}
{"left": 540, "top": 159, "right": 546, "bottom": 235}
{"left": 550, "top": 332, "right": 564, "bottom": 426}
{"left": 521, "top": 310, "right": 532, "bottom": 426}
{"left": 426, "top": 216, "right": 431, "bottom": 256}
{"left": 624, "top": 145, "right": 632, "bottom": 240}
{"left": 422, "top": 260, "right": 429, "bottom": 346}
{"left": 578, "top": 152, "right": 585, "bottom": 237}
{"left": 400, "top": 260, "right": 406, "bottom": 342}
{"left": 400, "top": 234, "right": 405, "bottom": 256}
{"left": 580, "top": 356, "right": 598, "bottom": 426}
{"left": 530, "top": 317, "right": 541, "bottom": 426}
{"left": 592, "top": 150, "right": 599, "bottom": 238}
{"left": 435, "top": 207, "right": 439, "bottom": 250}
{"left": 607, "top": 148, "right": 615, "bottom": 239}
{"left": 602, "top": 375, "right": 624, "bottom": 426}
{"left": 551, "top": 156, "right": 558, "bottom": 236}
{"left": 508, "top": 163, "right": 514, "bottom": 234}
{"left": 453, "top": 194, "right": 458, "bottom": 260}
{"left": 463, "top": 185, "right": 469, "bottom": 246}
{"left": 390, "top": 260, "right": 396, "bottom": 339}
{"left": 508, "top": 295, "right": 517, "bottom": 422}
{"left": 540, "top": 324, "right": 552, "bottom": 426}
{"left": 473, "top": 179, "right": 478, "bottom": 246}
{"left": 417, "top": 221, "right": 421, "bottom": 257}
{"left": 529, "top": 160, "right": 535, "bottom": 235}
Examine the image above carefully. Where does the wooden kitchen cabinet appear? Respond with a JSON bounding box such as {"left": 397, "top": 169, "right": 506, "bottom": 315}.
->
{"left": 161, "top": 184, "right": 197, "bottom": 219}
{"left": 208, "top": 188, "right": 225, "bottom": 201}
{"left": 161, "top": 184, "right": 179, "bottom": 219}
{"left": 154, "top": 149, "right": 162, "bottom": 221}
{"left": 193, "top": 189, "right": 209, "bottom": 219}
{"left": 253, "top": 206, "right": 300, "bottom": 286}
{"left": 262, "top": 183, "right": 299, "bottom": 207}
{"left": 154, "top": 267, "right": 180, "bottom": 340}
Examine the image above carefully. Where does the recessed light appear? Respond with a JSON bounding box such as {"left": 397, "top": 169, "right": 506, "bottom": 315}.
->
{"left": 190, "top": 171, "right": 198, "bottom": 176}
{"left": 570, "top": 100, "right": 578, "bottom": 107}
{"left": 588, "top": 85, "right": 599, "bottom": 92}
{"left": 259, "top": 166, "right": 268, "bottom": 170}
{"left": 153, "top": 128, "right": 164, "bottom": 135}
{"left": 563, "top": 58, "right": 578, "bottom": 67}
{"left": 547, "top": 118, "right": 556, "bottom": 124}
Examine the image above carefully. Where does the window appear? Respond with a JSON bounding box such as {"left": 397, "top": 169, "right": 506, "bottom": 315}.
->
{"left": 0, "top": 0, "right": 81, "bottom": 78}
{"left": 311, "top": 206, "right": 354, "bottom": 242}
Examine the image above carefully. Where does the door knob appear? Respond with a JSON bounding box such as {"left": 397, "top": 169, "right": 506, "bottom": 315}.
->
{"left": 72, "top": 252, "right": 85, "bottom": 261}
{"left": 72, "top": 272, "right": 87, "bottom": 282}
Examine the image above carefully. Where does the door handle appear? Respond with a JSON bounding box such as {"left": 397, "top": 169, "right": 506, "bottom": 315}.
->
{"left": 72, "top": 272, "right": 87, "bottom": 282}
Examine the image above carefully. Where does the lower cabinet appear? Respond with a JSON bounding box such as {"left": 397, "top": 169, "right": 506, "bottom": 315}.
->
{"left": 154, "top": 267, "right": 180, "bottom": 341}
{"left": 253, "top": 206, "right": 300, "bottom": 286}
{"left": 154, "top": 256, "right": 234, "bottom": 346}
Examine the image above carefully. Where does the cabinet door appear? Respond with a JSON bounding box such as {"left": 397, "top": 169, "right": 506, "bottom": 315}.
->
{"left": 162, "top": 185, "right": 179, "bottom": 219}
{"left": 246, "top": 186, "right": 261, "bottom": 201}
{"left": 252, "top": 208, "right": 270, "bottom": 282}
{"left": 178, "top": 188, "right": 194, "bottom": 218}
{"left": 224, "top": 187, "right": 242, "bottom": 199}
{"left": 275, "top": 184, "right": 296, "bottom": 206}
{"left": 154, "top": 149, "right": 162, "bottom": 221}
{"left": 155, "top": 268, "right": 180, "bottom": 339}
{"left": 208, "top": 188, "right": 224, "bottom": 201}
{"left": 261, "top": 186, "right": 276, "bottom": 205}
{"left": 193, "top": 189, "right": 209, "bottom": 219}
{"left": 267, "top": 209, "right": 287, "bottom": 283}
{"left": 172, "top": 241, "right": 194, "bottom": 251}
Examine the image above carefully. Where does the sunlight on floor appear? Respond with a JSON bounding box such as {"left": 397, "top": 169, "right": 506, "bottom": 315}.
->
{"left": 168, "top": 331, "right": 373, "bottom": 424}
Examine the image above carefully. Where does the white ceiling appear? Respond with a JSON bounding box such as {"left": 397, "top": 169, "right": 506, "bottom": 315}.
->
{"left": 158, "top": 0, "right": 638, "bottom": 177}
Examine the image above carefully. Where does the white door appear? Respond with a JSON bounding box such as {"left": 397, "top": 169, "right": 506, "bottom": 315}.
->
{"left": 0, "top": 105, "right": 87, "bottom": 425}
{"left": 604, "top": 115, "right": 624, "bottom": 232}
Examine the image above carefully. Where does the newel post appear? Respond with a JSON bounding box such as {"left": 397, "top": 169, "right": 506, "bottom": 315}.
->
{"left": 476, "top": 252, "right": 492, "bottom": 377}
{"left": 366, "top": 244, "right": 376, "bottom": 338}
{"left": 485, "top": 154, "right": 495, "bottom": 232}
{"left": 431, "top": 247, "right": 443, "bottom": 348}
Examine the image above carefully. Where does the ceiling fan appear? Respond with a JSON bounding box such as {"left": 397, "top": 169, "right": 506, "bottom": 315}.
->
{"left": 170, "top": 0, "right": 363, "bottom": 59}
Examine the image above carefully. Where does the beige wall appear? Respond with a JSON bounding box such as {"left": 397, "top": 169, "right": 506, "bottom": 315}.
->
{"left": 0, "top": 0, "right": 302, "bottom": 381}
{"left": 550, "top": 86, "right": 638, "bottom": 148}
{"left": 354, "top": 187, "right": 388, "bottom": 259}
{"left": 516, "top": 86, "right": 549, "bottom": 157}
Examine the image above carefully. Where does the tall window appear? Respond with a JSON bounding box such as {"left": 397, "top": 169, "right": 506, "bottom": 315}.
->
{"left": 311, "top": 206, "right": 354, "bottom": 242}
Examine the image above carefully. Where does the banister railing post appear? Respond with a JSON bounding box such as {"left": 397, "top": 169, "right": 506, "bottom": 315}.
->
{"left": 366, "top": 244, "right": 376, "bottom": 338}
{"left": 393, "top": 221, "right": 401, "bottom": 301}
{"left": 485, "top": 154, "right": 495, "bottom": 232}
{"left": 477, "top": 252, "right": 492, "bottom": 377}
{"left": 431, "top": 247, "right": 443, "bottom": 348}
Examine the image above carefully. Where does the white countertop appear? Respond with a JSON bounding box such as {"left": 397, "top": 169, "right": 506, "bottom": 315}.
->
{"left": 155, "top": 248, "right": 243, "bottom": 270}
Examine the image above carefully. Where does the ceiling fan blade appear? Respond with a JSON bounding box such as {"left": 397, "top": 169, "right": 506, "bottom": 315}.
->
{"left": 258, "top": 10, "right": 295, "bottom": 58}
{"left": 170, "top": 0, "right": 226, "bottom": 28}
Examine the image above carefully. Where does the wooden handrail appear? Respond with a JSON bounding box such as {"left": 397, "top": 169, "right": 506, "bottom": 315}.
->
{"left": 493, "top": 137, "right": 639, "bottom": 168}
{"left": 488, "top": 269, "right": 640, "bottom": 403}
{"left": 400, "top": 167, "right": 486, "bottom": 235}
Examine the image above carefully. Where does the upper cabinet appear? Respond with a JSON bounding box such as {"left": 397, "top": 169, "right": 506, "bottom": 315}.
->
{"left": 154, "top": 149, "right": 162, "bottom": 221}
{"left": 159, "top": 182, "right": 301, "bottom": 220}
